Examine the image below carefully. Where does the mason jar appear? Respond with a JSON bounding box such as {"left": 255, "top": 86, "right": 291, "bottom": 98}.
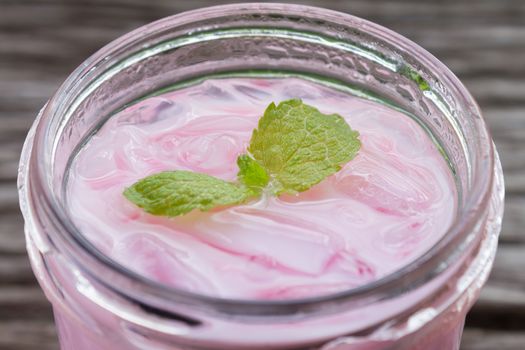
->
{"left": 18, "top": 3, "right": 504, "bottom": 350}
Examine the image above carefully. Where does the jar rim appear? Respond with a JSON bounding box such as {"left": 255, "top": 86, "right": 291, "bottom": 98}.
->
{"left": 26, "top": 3, "right": 495, "bottom": 317}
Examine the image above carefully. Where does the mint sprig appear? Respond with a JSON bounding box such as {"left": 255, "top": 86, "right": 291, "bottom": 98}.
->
{"left": 123, "top": 171, "right": 252, "bottom": 217}
{"left": 124, "top": 99, "right": 361, "bottom": 217}
{"left": 247, "top": 99, "right": 361, "bottom": 195}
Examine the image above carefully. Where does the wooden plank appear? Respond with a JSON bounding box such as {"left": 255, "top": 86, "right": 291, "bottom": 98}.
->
{"left": 0, "top": 255, "right": 36, "bottom": 286}
{"left": 464, "top": 78, "right": 525, "bottom": 107}
{"left": 468, "top": 284, "right": 525, "bottom": 331}
{"left": 461, "top": 329, "right": 525, "bottom": 350}
{"left": 0, "top": 286, "right": 53, "bottom": 321}
{"left": 0, "top": 183, "right": 19, "bottom": 213}
{"left": 0, "top": 213, "right": 26, "bottom": 255}
{"left": 499, "top": 195, "right": 525, "bottom": 243}
{"left": 488, "top": 246, "right": 525, "bottom": 286}
{"left": 0, "top": 320, "right": 57, "bottom": 350}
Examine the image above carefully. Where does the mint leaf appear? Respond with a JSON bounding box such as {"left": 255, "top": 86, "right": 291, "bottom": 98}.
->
{"left": 124, "top": 99, "right": 361, "bottom": 217}
{"left": 248, "top": 99, "right": 360, "bottom": 194}
{"left": 237, "top": 154, "right": 269, "bottom": 194}
{"left": 123, "top": 171, "right": 251, "bottom": 217}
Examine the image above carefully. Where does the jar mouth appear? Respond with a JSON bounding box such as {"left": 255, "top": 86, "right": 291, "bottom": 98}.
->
{"left": 27, "top": 3, "right": 494, "bottom": 317}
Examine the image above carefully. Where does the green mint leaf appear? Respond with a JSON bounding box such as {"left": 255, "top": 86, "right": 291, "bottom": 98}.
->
{"left": 248, "top": 99, "right": 361, "bottom": 194}
{"left": 123, "top": 171, "right": 251, "bottom": 217}
{"left": 236, "top": 154, "right": 270, "bottom": 194}
{"left": 124, "top": 99, "right": 361, "bottom": 218}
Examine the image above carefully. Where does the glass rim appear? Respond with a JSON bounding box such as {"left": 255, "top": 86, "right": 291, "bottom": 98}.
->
{"left": 27, "top": 3, "right": 495, "bottom": 316}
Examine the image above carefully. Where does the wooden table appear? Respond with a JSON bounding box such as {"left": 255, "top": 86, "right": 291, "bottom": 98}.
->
{"left": 1, "top": 1, "right": 524, "bottom": 349}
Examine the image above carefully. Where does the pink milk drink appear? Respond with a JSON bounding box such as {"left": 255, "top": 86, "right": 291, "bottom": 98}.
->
{"left": 18, "top": 4, "right": 504, "bottom": 350}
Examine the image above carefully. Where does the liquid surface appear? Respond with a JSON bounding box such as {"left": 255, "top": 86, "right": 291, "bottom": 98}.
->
{"left": 67, "top": 77, "right": 456, "bottom": 300}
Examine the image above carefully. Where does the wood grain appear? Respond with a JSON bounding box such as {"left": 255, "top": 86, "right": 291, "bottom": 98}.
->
{"left": 1, "top": 1, "right": 524, "bottom": 349}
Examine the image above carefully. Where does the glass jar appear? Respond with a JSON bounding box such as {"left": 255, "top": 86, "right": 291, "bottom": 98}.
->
{"left": 18, "top": 4, "right": 504, "bottom": 350}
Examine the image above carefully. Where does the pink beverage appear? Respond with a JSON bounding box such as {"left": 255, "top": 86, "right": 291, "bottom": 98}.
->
{"left": 18, "top": 4, "right": 504, "bottom": 350}
{"left": 67, "top": 77, "right": 456, "bottom": 301}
